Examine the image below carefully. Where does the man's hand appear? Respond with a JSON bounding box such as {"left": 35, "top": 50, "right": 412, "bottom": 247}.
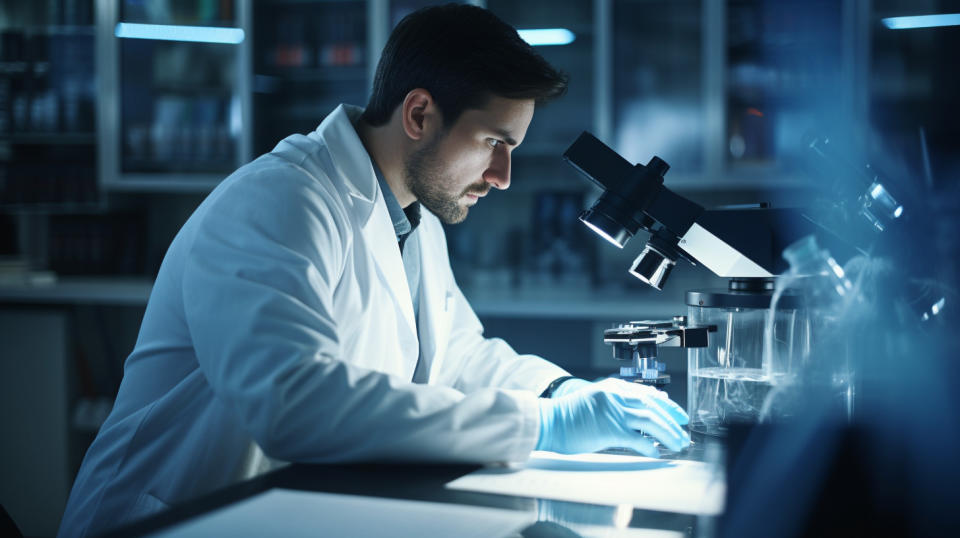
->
{"left": 536, "top": 377, "right": 690, "bottom": 456}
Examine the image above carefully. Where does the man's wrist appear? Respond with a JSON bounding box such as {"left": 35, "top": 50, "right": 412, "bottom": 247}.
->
{"left": 535, "top": 398, "right": 555, "bottom": 451}
{"left": 539, "top": 376, "right": 578, "bottom": 398}
{"left": 551, "top": 378, "right": 592, "bottom": 398}
{"left": 540, "top": 376, "right": 590, "bottom": 398}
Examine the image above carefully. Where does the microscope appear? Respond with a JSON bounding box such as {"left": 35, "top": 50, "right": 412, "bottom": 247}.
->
{"left": 562, "top": 132, "right": 830, "bottom": 289}
{"left": 561, "top": 132, "right": 824, "bottom": 393}
{"left": 602, "top": 317, "right": 716, "bottom": 387}
{"left": 561, "top": 131, "right": 942, "bottom": 434}
{"left": 561, "top": 132, "right": 874, "bottom": 431}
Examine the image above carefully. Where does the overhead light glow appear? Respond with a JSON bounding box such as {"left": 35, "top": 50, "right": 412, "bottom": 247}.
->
{"left": 115, "top": 22, "right": 245, "bottom": 44}
{"left": 881, "top": 13, "right": 960, "bottom": 30}
{"left": 518, "top": 28, "right": 575, "bottom": 46}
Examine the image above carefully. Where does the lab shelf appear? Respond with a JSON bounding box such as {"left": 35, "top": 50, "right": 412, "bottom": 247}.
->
{"left": 0, "top": 61, "right": 50, "bottom": 75}
{"left": 0, "top": 276, "right": 153, "bottom": 306}
{"left": 0, "top": 276, "right": 687, "bottom": 320}
{"left": 101, "top": 174, "right": 225, "bottom": 193}
{"left": 506, "top": 168, "right": 811, "bottom": 194}
{"left": 463, "top": 287, "right": 682, "bottom": 320}
{"left": 0, "top": 202, "right": 104, "bottom": 214}
{"left": 255, "top": 66, "right": 368, "bottom": 84}
{"left": 8, "top": 25, "right": 95, "bottom": 36}
{"left": 0, "top": 133, "right": 97, "bottom": 145}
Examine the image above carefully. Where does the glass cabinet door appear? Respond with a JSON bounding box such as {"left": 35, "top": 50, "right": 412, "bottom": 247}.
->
{"left": 724, "top": 0, "right": 844, "bottom": 171}
{"left": 103, "top": 0, "right": 249, "bottom": 189}
{"left": 487, "top": 0, "right": 594, "bottom": 156}
{"left": 0, "top": 1, "right": 99, "bottom": 207}
{"left": 613, "top": 0, "right": 703, "bottom": 177}
{"left": 252, "top": 0, "right": 367, "bottom": 156}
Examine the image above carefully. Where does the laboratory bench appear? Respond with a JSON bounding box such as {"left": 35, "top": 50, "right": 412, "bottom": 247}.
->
{"left": 103, "top": 436, "right": 723, "bottom": 538}
{"left": 0, "top": 275, "right": 700, "bottom": 535}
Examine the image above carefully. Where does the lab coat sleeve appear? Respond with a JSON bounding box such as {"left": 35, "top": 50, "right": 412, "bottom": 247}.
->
{"left": 436, "top": 283, "right": 572, "bottom": 395}
{"left": 427, "top": 220, "right": 572, "bottom": 396}
{"left": 180, "top": 164, "right": 539, "bottom": 463}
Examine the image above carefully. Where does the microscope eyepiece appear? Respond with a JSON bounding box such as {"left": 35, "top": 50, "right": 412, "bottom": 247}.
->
{"left": 629, "top": 243, "right": 676, "bottom": 290}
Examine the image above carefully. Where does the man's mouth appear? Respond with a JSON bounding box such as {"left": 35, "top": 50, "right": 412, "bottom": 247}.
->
{"left": 464, "top": 188, "right": 490, "bottom": 199}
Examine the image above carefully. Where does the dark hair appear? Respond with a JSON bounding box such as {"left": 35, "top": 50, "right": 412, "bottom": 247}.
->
{"left": 361, "top": 4, "right": 568, "bottom": 127}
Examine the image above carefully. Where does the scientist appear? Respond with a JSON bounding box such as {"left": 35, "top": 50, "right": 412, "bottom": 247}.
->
{"left": 59, "top": 5, "right": 689, "bottom": 536}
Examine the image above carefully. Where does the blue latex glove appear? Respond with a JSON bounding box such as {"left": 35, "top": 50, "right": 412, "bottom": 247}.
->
{"left": 536, "top": 377, "right": 690, "bottom": 456}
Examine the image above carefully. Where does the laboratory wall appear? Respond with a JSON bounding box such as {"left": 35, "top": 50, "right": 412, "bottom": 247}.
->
{"left": 1, "top": 1, "right": 958, "bottom": 536}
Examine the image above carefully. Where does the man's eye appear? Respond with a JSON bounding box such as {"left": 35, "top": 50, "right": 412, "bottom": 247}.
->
{"left": 487, "top": 138, "right": 502, "bottom": 148}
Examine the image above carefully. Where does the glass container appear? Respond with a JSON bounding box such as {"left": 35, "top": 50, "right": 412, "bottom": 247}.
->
{"left": 686, "top": 282, "right": 808, "bottom": 436}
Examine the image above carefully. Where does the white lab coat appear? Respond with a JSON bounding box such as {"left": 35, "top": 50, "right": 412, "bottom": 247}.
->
{"left": 58, "top": 105, "right": 569, "bottom": 537}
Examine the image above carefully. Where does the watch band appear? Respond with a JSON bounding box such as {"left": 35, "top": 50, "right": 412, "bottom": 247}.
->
{"left": 539, "top": 376, "right": 578, "bottom": 398}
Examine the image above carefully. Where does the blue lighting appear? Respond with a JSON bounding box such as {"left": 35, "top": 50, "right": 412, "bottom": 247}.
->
{"left": 115, "top": 22, "right": 245, "bottom": 44}
{"left": 518, "top": 28, "right": 576, "bottom": 46}
{"left": 881, "top": 14, "right": 960, "bottom": 30}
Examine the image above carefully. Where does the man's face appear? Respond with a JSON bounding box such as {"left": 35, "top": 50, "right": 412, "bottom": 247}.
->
{"left": 404, "top": 96, "right": 534, "bottom": 224}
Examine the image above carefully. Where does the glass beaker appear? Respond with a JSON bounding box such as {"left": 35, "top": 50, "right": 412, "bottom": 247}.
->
{"left": 760, "top": 235, "right": 857, "bottom": 424}
{"left": 686, "top": 282, "right": 808, "bottom": 436}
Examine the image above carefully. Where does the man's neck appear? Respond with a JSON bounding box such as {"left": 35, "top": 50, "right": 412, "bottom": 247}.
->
{"left": 356, "top": 120, "right": 416, "bottom": 208}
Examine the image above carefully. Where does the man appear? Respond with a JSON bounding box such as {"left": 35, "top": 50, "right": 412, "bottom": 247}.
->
{"left": 59, "top": 5, "right": 689, "bottom": 536}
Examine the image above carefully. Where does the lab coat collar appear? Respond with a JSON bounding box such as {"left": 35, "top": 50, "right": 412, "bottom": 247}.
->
{"left": 309, "top": 104, "right": 419, "bottom": 348}
{"left": 308, "top": 104, "right": 379, "bottom": 224}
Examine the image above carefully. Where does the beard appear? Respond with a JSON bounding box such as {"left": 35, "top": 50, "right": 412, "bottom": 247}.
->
{"left": 404, "top": 138, "right": 489, "bottom": 225}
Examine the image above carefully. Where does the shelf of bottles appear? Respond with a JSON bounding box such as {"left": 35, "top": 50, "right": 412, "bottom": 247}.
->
{"left": 252, "top": 0, "right": 367, "bottom": 156}
{"left": 0, "top": 0, "right": 98, "bottom": 207}
{"left": 724, "top": 0, "right": 844, "bottom": 171}
{"left": 103, "top": 0, "right": 250, "bottom": 191}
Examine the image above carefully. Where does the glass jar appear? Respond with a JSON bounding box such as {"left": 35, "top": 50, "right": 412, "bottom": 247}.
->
{"left": 686, "top": 279, "right": 808, "bottom": 436}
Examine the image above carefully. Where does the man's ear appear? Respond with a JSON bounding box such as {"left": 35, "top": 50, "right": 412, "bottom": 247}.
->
{"left": 401, "top": 88, "right": 442, "bottom": 142}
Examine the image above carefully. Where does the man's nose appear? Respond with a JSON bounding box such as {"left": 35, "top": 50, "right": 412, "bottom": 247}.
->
{"left": 483, "top": 147, "right": 511, "bottom": 190}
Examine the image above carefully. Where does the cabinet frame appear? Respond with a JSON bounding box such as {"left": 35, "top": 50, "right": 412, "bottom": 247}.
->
{"left": 95, "top": 0, "right": 253, "bottom": 192}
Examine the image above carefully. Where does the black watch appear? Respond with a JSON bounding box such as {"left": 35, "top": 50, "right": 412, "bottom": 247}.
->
{"left": 539, "top": 376, "right": 579, "bottom": 398}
